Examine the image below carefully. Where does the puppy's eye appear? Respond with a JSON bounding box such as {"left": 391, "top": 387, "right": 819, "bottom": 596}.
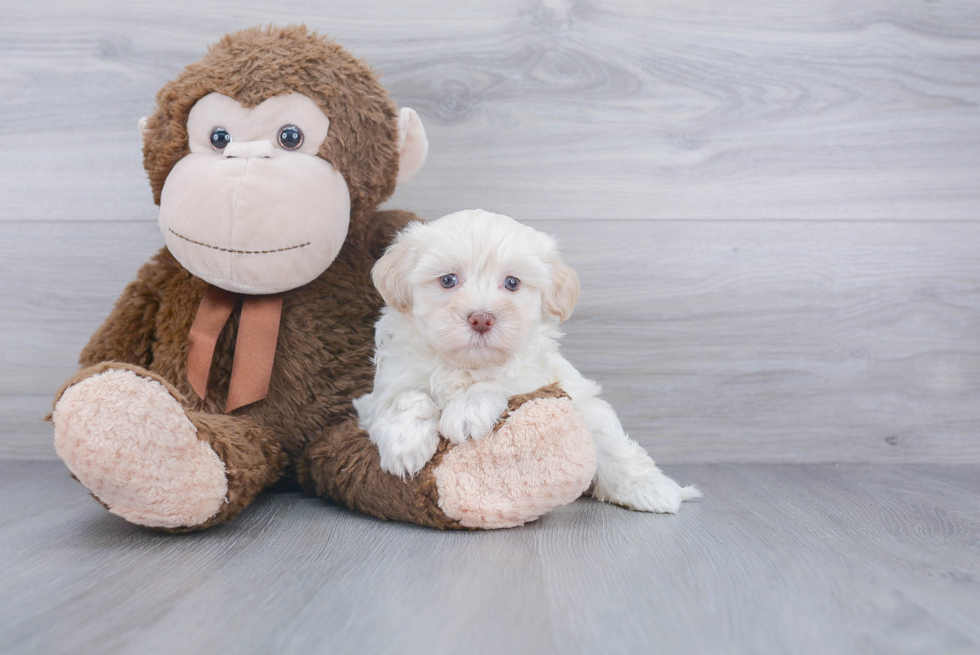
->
{"left": 277, "top": 124, "right": 304, "bottom": 150}
{"left": 210, "top": 127, "right": 232, "bottom": 150}
{"left": 504, "top": 276, "right": 520, "bottom": 291}
{"left": 440, "top": 274, "right": 458, "bottom": 289}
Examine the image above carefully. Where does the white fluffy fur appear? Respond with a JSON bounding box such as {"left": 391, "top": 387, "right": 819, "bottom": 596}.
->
{"left": 354, "top": 209, "right": 700, "bottom": 513}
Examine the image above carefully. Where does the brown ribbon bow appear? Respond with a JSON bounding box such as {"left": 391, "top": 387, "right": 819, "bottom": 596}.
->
{"left": 187, "top": 285, "right": 283, "bottom": 413}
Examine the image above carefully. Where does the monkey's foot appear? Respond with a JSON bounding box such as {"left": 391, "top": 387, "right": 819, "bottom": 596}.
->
{"left": 53, "top": 367, "right": 228, "bottom": 529}
{"left": 433, "top": 386, "right": 597, "bottom": 529}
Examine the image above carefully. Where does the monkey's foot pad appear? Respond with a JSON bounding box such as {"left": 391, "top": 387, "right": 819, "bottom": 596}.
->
{"left": 53, "top": 368, "right": 228, "bottom": 528}
{"left": 434, "top": 396, "right": 597, "bottom": 529}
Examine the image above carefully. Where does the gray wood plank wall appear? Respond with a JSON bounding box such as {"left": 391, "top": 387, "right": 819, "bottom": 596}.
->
{"left": 1, "top": 0, "right": 978, "bottom": 462}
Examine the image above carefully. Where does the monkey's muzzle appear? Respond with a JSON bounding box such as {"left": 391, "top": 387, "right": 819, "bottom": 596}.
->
{"left": 158, "top": 146, "right": 351, "bottom": 295}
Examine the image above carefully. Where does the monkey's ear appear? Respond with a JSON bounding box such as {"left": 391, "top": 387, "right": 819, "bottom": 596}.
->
{"left": 395, "top": 108, "right": 428, "bottom": 184}
{"left": 543, "top": 255, "right": 581, "bottom": 323}
{"left": 138, "top": 117, "right": 150, "bottom": 145}
{"left": 372, "top": 225, "right": 422, "bottom": 312}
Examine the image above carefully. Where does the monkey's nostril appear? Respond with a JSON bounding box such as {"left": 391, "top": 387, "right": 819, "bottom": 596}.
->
{"left": 224, "top": 140, "right": 274, "bottom": 159}
{"left": 468, "top": 312, "right": 495, "bottom": 334}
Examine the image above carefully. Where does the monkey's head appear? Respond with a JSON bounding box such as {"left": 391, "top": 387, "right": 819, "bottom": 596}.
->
{"left": 140, "top": 25, "right": 428, "bottom": 295}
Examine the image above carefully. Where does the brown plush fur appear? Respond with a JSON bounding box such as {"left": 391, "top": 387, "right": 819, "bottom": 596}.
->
{"left": 298, "top": 419, "right": 465, "bottom": 530}
{"left": 500, "top": 383, "right": 569, "bottom": 420}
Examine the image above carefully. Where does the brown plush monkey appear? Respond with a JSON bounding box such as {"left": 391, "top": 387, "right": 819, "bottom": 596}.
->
{"left": 50, "top": 26, "right": 596, "bottom": 532}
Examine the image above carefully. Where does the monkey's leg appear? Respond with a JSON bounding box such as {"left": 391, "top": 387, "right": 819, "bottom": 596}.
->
{"left": 299, "top": 384, "right": 596, "bottom": 530}
{"left": 51, "top": 363, "right": 286, "bottom": 532}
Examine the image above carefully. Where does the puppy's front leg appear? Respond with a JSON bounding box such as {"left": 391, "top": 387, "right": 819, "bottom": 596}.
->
{"left": 364, "top": 391, "right": 440, "bottom": 479}
{"left": 579, "top": 396, "right": 701, "bottom": 513}
{"left": 439, "top": 391, "right": 509, "bottom": 444}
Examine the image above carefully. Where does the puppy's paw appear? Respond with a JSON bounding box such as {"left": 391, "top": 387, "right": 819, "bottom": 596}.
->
{"left": 362, "top": 391, "right": 441, "bottom": 478}
{"left": 601, "top": 472, "right": 701, "bottom": 514}
{"left": 439, "top": 394, "right": 509, "bottom": 444}
{"left": 374, "top": 417, "right": 440, "bottom": 479}
{"left": 366, "top": 393, "right": 441, "bottom": 479}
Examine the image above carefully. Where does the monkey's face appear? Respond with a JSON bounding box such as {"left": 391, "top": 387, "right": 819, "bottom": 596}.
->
{"left": 156, "top": 93, "right": 358, "bottom": 295}
{"left": 143, "top": 26, "right": 429, "bottom": 295}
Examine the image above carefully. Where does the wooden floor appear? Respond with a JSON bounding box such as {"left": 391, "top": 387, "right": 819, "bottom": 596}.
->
{"left": 1, "top": 461, "right": 978, "bottom": 655}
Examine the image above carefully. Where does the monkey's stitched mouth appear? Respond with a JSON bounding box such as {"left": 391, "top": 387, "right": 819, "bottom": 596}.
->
{"left": 168, "top": 228, "right": 311, "bottom": 254}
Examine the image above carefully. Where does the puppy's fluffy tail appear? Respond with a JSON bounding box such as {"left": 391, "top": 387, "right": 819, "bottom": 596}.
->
{"left": 680, "top": 485, "right": 703, "bottom": 501}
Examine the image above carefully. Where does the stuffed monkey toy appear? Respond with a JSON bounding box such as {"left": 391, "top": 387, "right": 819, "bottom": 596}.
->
{"left": 50, "top": 25, "right": 596, "bottom": 532}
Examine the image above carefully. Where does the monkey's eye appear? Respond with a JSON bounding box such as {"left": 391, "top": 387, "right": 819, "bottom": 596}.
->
{"left": 277, "top": 124, "right": 304, "bottom": 150}
{"left": 439, "top": 274, "right": 458, "bottom": 289}
{"left": 209, "top": 127, "right": 232, "bottom": 150}
{"left": 504, "top": 276, "right": 520, "bottom": 291}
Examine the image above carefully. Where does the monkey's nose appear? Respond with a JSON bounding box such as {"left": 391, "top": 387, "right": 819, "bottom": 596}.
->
{"left": 224, "top": 140, "right": 274, "bottom": 159}
{"left": 468, "top": 312, "right": 495, "bottom": 334}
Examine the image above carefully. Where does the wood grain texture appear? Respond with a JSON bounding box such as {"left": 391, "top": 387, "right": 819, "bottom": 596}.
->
{"left": 1, "top": 0, "right": 979, "bottom": 221}
{"left": 1, "top": 461, "right": 978, "bottom": 655}
{"left": 1, "top": 1, "right": 978, "bottom": 463}
{"left": 2, "top": 219, "right": 978, "bottom": 462}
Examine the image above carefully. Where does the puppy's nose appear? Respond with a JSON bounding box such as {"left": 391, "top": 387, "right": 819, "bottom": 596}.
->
{"left": 468, "top": 312, "right": 495, "bottom": 334}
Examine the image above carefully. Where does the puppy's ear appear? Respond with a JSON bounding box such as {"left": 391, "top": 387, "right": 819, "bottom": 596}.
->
{"left": 543, "top": 255, "right": 580, "bottom": 323}
{"left": 372, "top": 226, "right": 420, "bottom": 312}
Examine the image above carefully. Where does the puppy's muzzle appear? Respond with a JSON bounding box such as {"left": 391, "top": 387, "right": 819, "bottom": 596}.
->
{"left": 468, "top": 312, "right": 495, "bottom": 334}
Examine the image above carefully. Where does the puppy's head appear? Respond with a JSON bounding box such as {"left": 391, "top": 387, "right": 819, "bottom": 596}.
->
{"left": 373, "top": 209, "right": 580, "bottom": 368}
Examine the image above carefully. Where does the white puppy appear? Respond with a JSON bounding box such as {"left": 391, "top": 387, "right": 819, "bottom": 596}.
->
{"left": 354, "top": 209, "right": 700, "bottom": 513}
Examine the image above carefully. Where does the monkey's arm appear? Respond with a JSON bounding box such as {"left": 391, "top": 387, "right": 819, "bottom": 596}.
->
{"left": 364, "top": 209, "right": 422, "bottom": 259}
{"left": 78, "top": 251, "right": 170, "bottom": 368}
{"left": 301, "top": 384, "right": 596, "bottom": 530}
